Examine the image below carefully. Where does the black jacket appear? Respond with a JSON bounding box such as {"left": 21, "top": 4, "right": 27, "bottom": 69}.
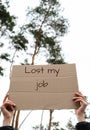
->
{"left": 0, "top": 122, "right": 90, "bottom": 130}
{"left": 76, "top": 122, "right": 90, "bottom": 130}
{"left": 0, "top": 126, "right": 14, "bottom": 130}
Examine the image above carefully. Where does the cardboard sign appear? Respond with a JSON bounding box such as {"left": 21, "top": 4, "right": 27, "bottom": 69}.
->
{"left": 9, "top": 64, "right": 79, "bottom": 110}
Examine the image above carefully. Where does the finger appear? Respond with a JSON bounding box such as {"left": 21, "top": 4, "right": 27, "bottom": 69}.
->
{"left": 4, "top": 100, "right": 15, "bottom": 104}
{"left": 74, "top": 92, "right": 86, "bottom": 100}
{"left": 3, "top": 94, "right": 9, "bottom": 103}
{"left": 73, "top": 97, "right": 87, "bottom": 106}
{"left": 2, "top": 102, "right": 16, "bottom": 112}
{"left": 3, "top": 101, "right": 16, "bottom": 107}
{"left": 75, "top": 92, "right": 84, "bottom": 97}
{"left": 2, "top": 100, "right": 16, "bottom": 111}
{"left": 73, "top": 96, "right": 85, "bottom": 101}
{"left": 1, "top": 106, "right": 7, "bottom": 114}
{"left": 6, "top": 105, "right": 15, "bottom": 111}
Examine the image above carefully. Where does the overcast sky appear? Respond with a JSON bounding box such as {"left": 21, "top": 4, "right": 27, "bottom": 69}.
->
{"left": 61, "top": 0, "right": 90, "bottom": 98}
{"left": 3, "top": 0, "right": 90, "bottom": 99}
{"left": 0, "top": 0, "right": 90, "bottom": 128}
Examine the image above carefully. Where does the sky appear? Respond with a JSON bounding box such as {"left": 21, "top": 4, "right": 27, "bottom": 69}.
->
{"left": 0, "top": 0, "right": 90, "bottom": 129}
{"left": 61, "top": 0, "right": 90, "bottom": 97}
{"left": 2, "top": 0, "right": 90, "bottom": 99}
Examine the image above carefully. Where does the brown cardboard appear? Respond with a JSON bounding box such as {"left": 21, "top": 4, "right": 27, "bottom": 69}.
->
{"left": 9, "top": 64, "right": 79, "bottom": 110}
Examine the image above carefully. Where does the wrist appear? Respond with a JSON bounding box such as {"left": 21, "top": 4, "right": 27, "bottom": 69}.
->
{"left": 77, "top": 114, "right": 86, "bottom": 122}
{"left": 3, "top": 118, "right": 11, "bottom": 126}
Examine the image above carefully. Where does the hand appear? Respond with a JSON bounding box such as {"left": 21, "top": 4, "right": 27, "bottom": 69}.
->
{"left": 72, "top": 92, "right": 87, "bottom": 122}
{"left": 0, "top": 94, "right": 16, "bottom": 126}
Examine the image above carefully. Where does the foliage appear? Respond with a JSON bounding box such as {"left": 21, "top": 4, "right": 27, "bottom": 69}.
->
{"left": 0, "top": 0, "right": 29, "bottom": 76}
{"left": 0, "top": 0, "right": 15, "bottom": 75}
{"left": 10, "top": 32, "right": 28, "bottom": 50}
{"left": 66, "top": 120, "right": 76, "bottom": 130}
{"left": 0, "top": 0, "right": 16, "bottom": 35}
{"left": 0, "top": 0, "right": 69, "bottom": 76}
{"left": 0, "top": 0, "right": 69, "bottom": 129}
{"left": 1, "top": 1, "right": 90, "bottom": 130}
{"left": 24, "top": 0, "right": 68, "bottom": 64}
{"left": 32, "top": 121, "right": 66, "bottom": 130}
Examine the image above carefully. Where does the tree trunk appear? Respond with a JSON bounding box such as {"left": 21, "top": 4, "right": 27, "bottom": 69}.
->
{"left": 48, "top": 110, "right": 54, "bottom": 130}
{"left": 15, "top": 110, "right": 20, "bottom": 130}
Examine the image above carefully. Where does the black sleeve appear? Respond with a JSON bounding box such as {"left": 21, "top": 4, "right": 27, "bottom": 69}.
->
{"left": 0, "top": 126, "right": 14, "bottom": 130}
{"left": 76, "top": 122, "right": 90, "bottom": 130}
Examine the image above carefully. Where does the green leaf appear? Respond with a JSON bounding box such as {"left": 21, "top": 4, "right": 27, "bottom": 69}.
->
{"left": 0, "top": 53, "right": 10, "bottom": 61}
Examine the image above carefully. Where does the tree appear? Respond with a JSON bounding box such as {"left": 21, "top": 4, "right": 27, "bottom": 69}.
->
{"left": 0, "top": 0, "right": 15, "bottom": 75}
{"left": 0, "top": 0, "right": 29, "bottom": 76}
{"left": 0, "top": 0, "right": 69, "bottom": 130}
{"left": 24, "top": 0, "right": 68, "bottom": 65}
{"left": 0, "top": 0, "right": 16, "bottom": 34}
{"left": 1, "top": 1, "right": 90, "bottom": 130}
{"left": 0, "top": 0, "right": 68, "bottom": 76}
{"left": 66, "top": 120, "right": 76, "bottom": 130}
{"left": 32, "top": 121, "right": 66, "bottom": 130}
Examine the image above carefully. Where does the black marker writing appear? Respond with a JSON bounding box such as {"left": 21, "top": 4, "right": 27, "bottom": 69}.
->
{"left": 25, "top": 67, "right": 44, "bottom": 74}
{"left": 35, "top": 80, "right": 48, "bottom": 91}
{"left": 47, "top": 68, "right": 60, "bottom": 77}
